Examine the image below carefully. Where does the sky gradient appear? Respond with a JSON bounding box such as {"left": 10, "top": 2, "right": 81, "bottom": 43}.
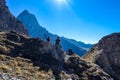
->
{"left": 6, "top": 0, "right": 120, "bottom": 43}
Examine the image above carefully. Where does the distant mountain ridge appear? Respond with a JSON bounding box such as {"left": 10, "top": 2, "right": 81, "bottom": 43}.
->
{"left": 62, "top": 37, "right": 93, "bottom": 51}
{"left": 17, "top": 10, "right": 93, "bottom": 56}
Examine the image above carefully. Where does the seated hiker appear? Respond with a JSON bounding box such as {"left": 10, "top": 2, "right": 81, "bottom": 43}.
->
{"left": 68, "top": 49, "right": 74, "bottom": 55}
{"left": 46, "top": 36, "right": 50, "bottom": 42}
{"left": 44, "top": 34, "right": 50, "bottom": 42}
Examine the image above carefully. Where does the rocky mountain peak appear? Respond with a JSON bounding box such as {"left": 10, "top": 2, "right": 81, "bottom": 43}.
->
{"left": 83, "top": 33, "right": 120, "bottom": 80}
{"left": 0, "top": 0, "right": 28, "bottom": 35}
{"left": 18, "top": 10, "right": 40, "bottom": 30}
{"left": 22, "top": 10, "right": 29, "bottom": 14}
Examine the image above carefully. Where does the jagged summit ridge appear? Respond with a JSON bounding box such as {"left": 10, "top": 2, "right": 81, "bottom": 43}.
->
{"left": 0, "top": 0, "right": 28, "bottom": 35}
{"left": 18, "top": 10, "right": 41, "bottom": 36}
{"left": 21, "top": 10, "right": 29, "bottom": 14}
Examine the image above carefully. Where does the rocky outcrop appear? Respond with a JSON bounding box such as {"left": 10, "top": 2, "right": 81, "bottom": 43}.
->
{"left": 83, "top": 33, "right": 120, "bottom": 80}
{"left": 0, "top": 0, "right": 28, "bottom": 35}
{"left": 0, "top": 31, "right": 113, "bottom": 80}
{"left": 63, "top": 55, "right": 112, "bottom": 80}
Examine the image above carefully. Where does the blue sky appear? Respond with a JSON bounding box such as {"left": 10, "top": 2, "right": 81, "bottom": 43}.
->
{"left": 6, "top": 0, "right": 120, "bottom": 44}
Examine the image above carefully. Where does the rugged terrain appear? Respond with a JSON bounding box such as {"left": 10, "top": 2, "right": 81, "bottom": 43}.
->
{"left": 0, "top": 31, "right": 113, "bottom": 80}
{"left": 17, "top": 10, "right": 92, "bottom": 56}
{"left": 83, "top": 33, "right": 120, "bottom": 80}
{"left": 0, "top": 0, "right": 119, "bottom": 80}
{"left": 0, "top": 0, "right": 28, "bottom": 35}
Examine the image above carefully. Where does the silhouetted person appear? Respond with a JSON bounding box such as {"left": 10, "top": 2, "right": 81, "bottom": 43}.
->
{"left": 46, "top": 36, "right": 50, "bottom": 42}
{"left": 44, "top": 34, "right": 50, "bottom": 42}
{"left": 68, "top": 49, "right": 73, "bottom": 55}
{"left": 55, "top": 37, "right": 60, "bottom": 46}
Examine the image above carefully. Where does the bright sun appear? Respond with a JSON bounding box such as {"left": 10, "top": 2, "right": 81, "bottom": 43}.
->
{"left": 55, "top": 0, "right": 67, "bottom": 5}
{"left": 56, "top": 0, "right": 66, "bottom": 3}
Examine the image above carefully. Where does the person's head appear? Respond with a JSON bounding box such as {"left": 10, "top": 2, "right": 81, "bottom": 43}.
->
{"left": 57, "top": 37, "right": 60, "bottom": 39}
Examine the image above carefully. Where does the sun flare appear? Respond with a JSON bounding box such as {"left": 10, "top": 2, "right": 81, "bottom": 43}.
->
{"left": 55, "top": 0, "right": 67, "bottom": 5}
{"left": 56, "top": 0, "right": 66, "bottom": 3}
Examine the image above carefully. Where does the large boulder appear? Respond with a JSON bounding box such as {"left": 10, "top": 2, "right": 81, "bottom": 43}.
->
{"left": 83, "top": 33, "right": 120, "bottom": 80}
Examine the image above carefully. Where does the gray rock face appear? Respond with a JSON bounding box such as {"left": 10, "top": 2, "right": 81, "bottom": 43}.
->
{"left": 83, "top": 33, "right": 120, "bottom": 80}
{"left": 0, "top": 0, "right": 28, "bottom": 35}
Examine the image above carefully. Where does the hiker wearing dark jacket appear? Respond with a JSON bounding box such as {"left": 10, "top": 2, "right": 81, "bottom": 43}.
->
{"left": 55, "top": 37, "right": 60, "bottom": 46}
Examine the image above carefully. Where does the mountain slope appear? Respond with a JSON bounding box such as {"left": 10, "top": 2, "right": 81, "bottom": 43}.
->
{"left": 17, "top": 10, "right": 92, "bottom": 56}
{"left": 0, "top": 0, "right": 28, "bottom": 35}
{"left": 83, "top": 33, "right": 120, "bottom": 80}
{"left": 0, "top": 31, "right": 113, "bottom": 80}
